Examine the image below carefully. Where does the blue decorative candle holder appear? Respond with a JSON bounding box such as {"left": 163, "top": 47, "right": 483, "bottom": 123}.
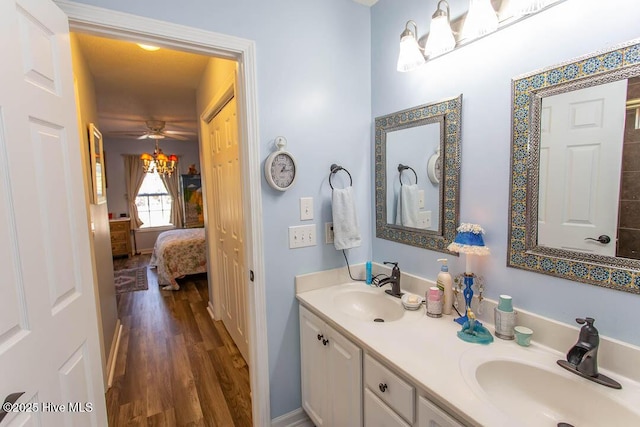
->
{"left": 455, "top": 273, "right": 475, "bottom": 325}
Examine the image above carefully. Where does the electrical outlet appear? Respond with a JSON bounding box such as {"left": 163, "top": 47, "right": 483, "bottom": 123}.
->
{"left": 300, "top": 197, "right": 313, "bottom": 220}
{"left": 289, "top": 224, "right": 317, "bottom": 248}
{"left": 418, "top": 190, "right": 425, "bottom": 209}
{"left": 325, "top": 222, "right": 334, "bottom": 244}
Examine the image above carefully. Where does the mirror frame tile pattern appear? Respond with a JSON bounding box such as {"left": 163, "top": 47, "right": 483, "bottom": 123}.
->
{"left": 375, "top": 95, "right": 462, "bottom": 253}
{"left": 508, "top": 39, "right": 640, "bottom": 294}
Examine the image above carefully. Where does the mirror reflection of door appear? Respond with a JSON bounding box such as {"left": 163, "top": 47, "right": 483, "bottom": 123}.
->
{"left": 538, "top": 80, "right": 627, "bottom": 256}
{"left": 385, "top": 121, "right": 441, "bottom": 231}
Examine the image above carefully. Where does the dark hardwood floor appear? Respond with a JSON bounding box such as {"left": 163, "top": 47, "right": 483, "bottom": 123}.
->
{"left": 107, "top": 256, "right": 252, "bottom": 426}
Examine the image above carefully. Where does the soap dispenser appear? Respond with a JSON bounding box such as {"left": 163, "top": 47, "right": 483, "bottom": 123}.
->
{"left": 436, "top": 259, "right": 453, "bottom": 315}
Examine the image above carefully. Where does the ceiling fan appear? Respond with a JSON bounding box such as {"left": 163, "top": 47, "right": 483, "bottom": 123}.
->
{"left": 110, "top": 120, "right": 196, "bottom": 141}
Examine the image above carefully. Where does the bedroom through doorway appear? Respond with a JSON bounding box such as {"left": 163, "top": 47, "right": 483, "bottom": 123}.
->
{"left": 70, "top": 30, "right": 253, "bottom": 425}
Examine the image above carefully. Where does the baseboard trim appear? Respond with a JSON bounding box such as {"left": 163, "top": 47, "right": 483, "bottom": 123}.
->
{"left": 138, "top": 248, "right": 154, "bottom": 255}
{"left": 106, "top": 320, "right": 123, "bottom": 389}
{"left": 271, "top": 408, "right": 313, "bottom": 427}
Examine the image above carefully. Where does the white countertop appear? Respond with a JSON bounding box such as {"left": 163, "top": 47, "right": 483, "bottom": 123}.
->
{"left": 296, "top": 280, "right": 640, "bottom": 426}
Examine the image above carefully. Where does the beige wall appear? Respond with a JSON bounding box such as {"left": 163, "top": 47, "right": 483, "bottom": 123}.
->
{"left": 70, "top": 33, "right": 119, "bottom": 388}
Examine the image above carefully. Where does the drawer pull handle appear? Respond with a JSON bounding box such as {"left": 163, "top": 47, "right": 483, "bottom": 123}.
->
{"left": 322, "top": 338, "right": 329, "bottom": 346}
{"left": 317, "top": 334, "right": 323, "bottom": 341}
{"left": 379, "top": 383, "right": 388, "bottom": 393}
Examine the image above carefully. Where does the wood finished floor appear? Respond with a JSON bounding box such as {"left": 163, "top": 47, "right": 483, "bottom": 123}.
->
{"left": 107, "top": 256, "right": 252, "bottom": 426}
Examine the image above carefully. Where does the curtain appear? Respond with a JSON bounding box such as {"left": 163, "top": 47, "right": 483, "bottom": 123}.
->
{"left": 124, "top": 155, "right": 146, "bottom": 229}
{"left": 160, "top": 170, "right": 183, "bottom": 228}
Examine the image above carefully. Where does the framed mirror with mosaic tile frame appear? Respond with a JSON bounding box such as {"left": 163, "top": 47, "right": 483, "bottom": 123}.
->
{"left": 508, "top": 38, "right": 640, "bottom": 294}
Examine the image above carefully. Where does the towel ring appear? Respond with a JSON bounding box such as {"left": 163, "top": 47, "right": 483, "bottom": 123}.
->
{"left": 329, "top": 164, "right": 353, "bottom": 190}
{"left": 398, "top": 164, "right": 417, "bottom": 185}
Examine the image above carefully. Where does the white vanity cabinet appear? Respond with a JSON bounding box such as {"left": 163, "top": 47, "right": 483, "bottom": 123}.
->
{"left": 299, "top": 305, "right": 362, "bottom": 427}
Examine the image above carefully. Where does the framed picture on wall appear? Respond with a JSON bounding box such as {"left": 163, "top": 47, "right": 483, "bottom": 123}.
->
{"left": 89, "top": 123, "right": 106, "bottom": 204}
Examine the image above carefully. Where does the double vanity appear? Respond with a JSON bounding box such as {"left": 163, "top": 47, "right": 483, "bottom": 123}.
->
{"left": 296, "top": 265, "right": 640, "bottom": 427}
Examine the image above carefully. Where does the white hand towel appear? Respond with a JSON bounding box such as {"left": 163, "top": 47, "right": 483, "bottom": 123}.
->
{"left": 399, "top": 184, "right": 420, "bottom": 228}
{"left": 332, "top": 186, "right": 361, "bottom": 250}
{"left": 395, "top": 190, "right": 402, "bottom": 226}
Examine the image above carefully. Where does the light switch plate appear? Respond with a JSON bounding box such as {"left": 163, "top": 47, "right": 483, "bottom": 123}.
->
{"left": 418, "top": 190, "right": 425, "bottom": 209}
{"left": 418, "top": 211, "right": 431, "bottom": 229}
{"left": 300, "top": 197, "right": 313, "bottom": 220}
{"left": 289, "top": 224, "right": 317, "bottom": 248}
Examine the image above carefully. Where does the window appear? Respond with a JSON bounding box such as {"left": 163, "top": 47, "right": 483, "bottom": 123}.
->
{"left": 136, "top": 163, "right": 172, "bottom": 228}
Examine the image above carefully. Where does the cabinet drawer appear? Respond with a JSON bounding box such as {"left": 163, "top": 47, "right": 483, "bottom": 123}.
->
{"left": 364, "top": 353, "right": 414, "bottom": 423}
{"left": 364, "top": 388, "right": 410, "bottom": 427}
{"left": 417, "top": 395, "right": 463, "bottom": 427}
{"left": 109, "top": 221, "right": 129, "bottom": 232}
{"left": 110, "top": 230, "right": 128, "bottom": 243}
{"left": 111, "top": 242, "right": 128, "bottom": 255}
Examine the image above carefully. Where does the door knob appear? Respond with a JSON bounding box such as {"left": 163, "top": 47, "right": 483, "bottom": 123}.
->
{"left": 584, "top": 235, "right": 611, "bottom": 244}
{"left": 0, "top": 392, "right": 25, "bottom": 423}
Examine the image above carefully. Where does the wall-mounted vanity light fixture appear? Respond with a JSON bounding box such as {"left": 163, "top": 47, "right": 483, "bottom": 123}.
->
{"left": 423, "top": 1, "right": 456, "bottom": 58}
{"left": 461, "top": 0, "right": 499, "bottom": 40}
{"left": 397, "top": 0, "right": 564, "bottom": 71}
{"left": 397, "top": 20, "right": 426, "bottom": 72}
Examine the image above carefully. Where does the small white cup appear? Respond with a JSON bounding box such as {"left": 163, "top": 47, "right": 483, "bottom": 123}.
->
{"left": 514, "top": 325, "right": 533, "bottom": 346}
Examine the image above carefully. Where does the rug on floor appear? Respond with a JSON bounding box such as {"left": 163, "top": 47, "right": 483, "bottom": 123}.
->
{"left": 114, "top": 266, "right": 148, "bottom": 294}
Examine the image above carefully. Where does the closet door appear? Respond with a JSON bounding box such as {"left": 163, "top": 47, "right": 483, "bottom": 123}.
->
{"left": 208, "top": 95, "right": 249, "bottom": 362}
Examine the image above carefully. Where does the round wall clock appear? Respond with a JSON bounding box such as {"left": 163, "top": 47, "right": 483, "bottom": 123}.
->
{"left": 264, "top": 136, "right": 297, "bottom": 191}
{"left": 427, "top": 149, "right": 442, "bottom": 185}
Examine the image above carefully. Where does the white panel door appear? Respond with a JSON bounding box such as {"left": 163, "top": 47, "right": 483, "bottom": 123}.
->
{"left": 0, "top": 0, "right": 106, "bottom": 425}
{"left": 538, "top": 80, "right": 627, "bottom": 256}
{"left": 208, "top": 96, "right": 249, "bottom": 363}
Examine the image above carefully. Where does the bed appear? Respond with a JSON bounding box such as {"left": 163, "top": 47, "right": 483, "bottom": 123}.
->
{"left": 149, "top": 228, "right": 207, "bottom": 290}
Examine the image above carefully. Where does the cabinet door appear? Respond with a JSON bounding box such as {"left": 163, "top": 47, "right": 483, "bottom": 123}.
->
{"left": 417, "top": 395, "right": 463, "bottom": 427}
{"left": 364, "top": 388, "right": 411, "bottom": 427}
{"left": 328, "top": 325, "right": 362, "bottom": 427}
{"left": 300, "top": 306, "right": 328, "bottom": 426}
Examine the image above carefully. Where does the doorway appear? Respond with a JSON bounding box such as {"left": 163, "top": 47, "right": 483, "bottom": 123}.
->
{"left": 59, "top": 2, "right": 269, "bottom": 425}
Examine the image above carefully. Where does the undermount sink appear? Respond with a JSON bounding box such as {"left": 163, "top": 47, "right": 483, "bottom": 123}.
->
{"left": 333, "top": 289, "right": 404, "bottom": 322}
{"left": 462, "top": 352, "right": 640, "bottom": 426}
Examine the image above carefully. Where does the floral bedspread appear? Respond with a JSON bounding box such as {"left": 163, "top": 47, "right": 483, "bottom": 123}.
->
{"left": 149, "top": 228, "right": 206, "bottom": 290}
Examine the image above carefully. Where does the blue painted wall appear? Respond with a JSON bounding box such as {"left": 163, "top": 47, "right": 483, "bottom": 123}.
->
{"left": 371, "top": 0, "right": 640, "bottom": 346}
{"left": 71, "top": 0, "right": 372, "bottom": 418}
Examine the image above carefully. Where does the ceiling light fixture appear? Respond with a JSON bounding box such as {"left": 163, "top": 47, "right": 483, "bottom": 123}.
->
{"left": 424, "top": 0, "right": 456, "bottom": 58}
{"left": 396, "top": 20, "right": 425, "bottom": 72}
{"left": 137, "top": 43, "right": 160, "bottom": 51}
{"left": 140, "top": 140, "right": 178, "bottom": 176}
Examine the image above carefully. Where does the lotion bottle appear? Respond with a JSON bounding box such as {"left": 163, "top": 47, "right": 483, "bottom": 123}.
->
{"left": 436, "top": 258, "right": 453, "bottom": 315}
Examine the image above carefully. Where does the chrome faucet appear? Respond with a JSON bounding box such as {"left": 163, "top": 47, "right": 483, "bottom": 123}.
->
{"left": 557, "top": 317, "right": 621, "bottom": 389}
{"left": 378, "top": 261, "right": 403, "bottom": 298}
